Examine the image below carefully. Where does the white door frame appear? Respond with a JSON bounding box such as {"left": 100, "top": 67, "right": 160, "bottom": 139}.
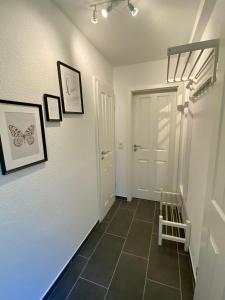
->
{"left": 93, "top": 76, "right": 115, "bottom": 220}
{"left": 126, "top": 83, "right": 183, "bottom": 202}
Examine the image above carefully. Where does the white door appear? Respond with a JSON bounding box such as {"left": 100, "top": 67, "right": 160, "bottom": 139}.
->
{"left": 132, "top": 92, "right": 178, "bottom": 201}
{"left": 194, "top": 34, "right": 225, "bottom": 300}
{"left": 95, "top": 78, "right": 115, "bottom": 220}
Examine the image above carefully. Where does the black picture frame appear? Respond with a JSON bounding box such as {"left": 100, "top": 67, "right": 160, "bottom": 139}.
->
{"left": 57, "top": 61, "right": 84, "bottom": 114}
{"left": 0, "top": 99, "right": 48, "bottom": 175}
{"left": 44, "top": 94, "right": 62, "bottom": 122}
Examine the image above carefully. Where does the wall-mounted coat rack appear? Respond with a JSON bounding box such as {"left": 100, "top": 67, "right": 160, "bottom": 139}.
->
{"left": 167, "top": 39, "right": 219, "bottom": 102}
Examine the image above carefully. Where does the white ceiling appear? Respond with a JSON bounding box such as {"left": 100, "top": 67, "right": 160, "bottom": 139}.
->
{"left": 53, "top": 0, "right": 201, "bottom": 66}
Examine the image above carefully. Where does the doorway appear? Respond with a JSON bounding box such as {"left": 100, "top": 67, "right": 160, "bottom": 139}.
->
{"left": 131, "top": 89, "right": 180, "bottom": 201}
{"left": 94, "top": 77, "right": 116, "bottom": 220}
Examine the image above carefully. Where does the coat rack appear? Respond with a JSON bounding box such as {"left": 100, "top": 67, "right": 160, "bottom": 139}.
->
{"left": 167, "top": 39, "right": 219, "bottom": 102}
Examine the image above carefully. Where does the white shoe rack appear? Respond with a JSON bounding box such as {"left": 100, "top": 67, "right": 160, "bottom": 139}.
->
{"left": 158, "top": 191, "right": 191, "bottom": 252}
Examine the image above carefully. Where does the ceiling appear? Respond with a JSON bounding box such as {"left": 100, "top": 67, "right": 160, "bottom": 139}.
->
{"left": 53, "top": 0, "right": 201, "bottom": 66}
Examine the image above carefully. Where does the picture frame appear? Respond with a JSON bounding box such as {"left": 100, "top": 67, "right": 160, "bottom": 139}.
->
{"left": 57, "top": 61, "right": 84, "bottom": 114}
{"left": 0, "top": 99, "right": 48, "bottom": 175}
{"left": 44, "top": 94, "right": 62, "bottom": 122}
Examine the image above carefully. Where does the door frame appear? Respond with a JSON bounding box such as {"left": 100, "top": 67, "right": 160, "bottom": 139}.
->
{"left": 93, "top": 76, "right": 116, "bottom": 221}
{"left": 126, "top": 83, "right": 183, "bottom": 202}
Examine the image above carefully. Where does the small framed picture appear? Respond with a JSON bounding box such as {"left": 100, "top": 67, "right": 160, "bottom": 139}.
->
{"left": 44, "top": 94, "right": 62, "bottom": 122}
{"left": 0, "top": 99, "right": 48, "bottom": 175}
{"left": 57, "top": 61, "right": 84, "bottom": 114}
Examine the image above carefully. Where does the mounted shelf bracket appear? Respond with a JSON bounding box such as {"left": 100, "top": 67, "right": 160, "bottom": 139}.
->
{"left": 166, "top": 39, "right": 219, "bottom": 100}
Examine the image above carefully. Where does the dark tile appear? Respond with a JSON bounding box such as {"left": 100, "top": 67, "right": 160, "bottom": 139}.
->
{"left": 47, "top": 255, "right": 87, "bottom": 300}
{"left": 147, "top": 235, "right": 180, "bottom": 288}
{"left": 135, "top": 200, "right": 155, "bottom": 222}
{"left": 82, "top": 234, "right": 124, "bottom": 287}
{"left": 103, "top": 200, "right": 120, "bottom": 223}
{"left": 152, "top": 208, "right": 160, "bottom": 235}
{"left": 68, "top": 278, "right": 107, "bottom": 300}
{"left": 78, "top": 223, "right": 107, "bottom": 258}
{"left": 178, "top": 242, "right": 189, "bottom": 255}
{"left": 179, "top": 254, "right": 194, "bottom": 300}
{"left": 124, "top": 219, "right": 152, "bottom": 258}
{"left": 107, "top": 208, "right": 133, "bottom": 237}
{"left": 120, "top": 198, "right": 139, "bottom": 211}
{"left": 144, "top": 280, "right": 181, "bottom": 300}
{"left": 106, "top": 253, "right": 147, "bottom": 300}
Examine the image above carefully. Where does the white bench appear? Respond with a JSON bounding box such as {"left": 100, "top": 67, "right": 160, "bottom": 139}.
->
{"left": 158, "top": 191, "right": 191, "bottom": 252}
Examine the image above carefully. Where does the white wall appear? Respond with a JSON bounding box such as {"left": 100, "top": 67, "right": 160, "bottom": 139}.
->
{"left": 0, "top": 1, "right": 113, "bottom": 299}
{"left": 178, "top": 0, "right": 222, "bottom": 276}
{"left": 114, "top": 59, "right": 169, "bottom": 197}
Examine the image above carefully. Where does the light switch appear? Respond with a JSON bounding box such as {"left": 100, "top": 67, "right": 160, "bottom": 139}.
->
{"left": 118, "top": 141, "right": 124, "bottom": 150}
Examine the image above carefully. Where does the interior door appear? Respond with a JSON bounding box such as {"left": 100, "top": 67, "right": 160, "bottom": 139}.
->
{"left": 95, "top": 79, "right": 115, "bottom": 220}
{"left": 132, "top": 92, "right": 177, "bottom": 201}
{"left": 194, "top": 37, "right": 225, "bottom": 300}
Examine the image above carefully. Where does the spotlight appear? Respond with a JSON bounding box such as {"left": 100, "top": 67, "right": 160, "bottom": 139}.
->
{"left": 101, "top": 4, "right": 112, "bottom": 18}
{"left": 128, "top": 1, "right": 139, "bottom": 16}
{"left": 91, "top": 5, "right": 98, "bottom": 24}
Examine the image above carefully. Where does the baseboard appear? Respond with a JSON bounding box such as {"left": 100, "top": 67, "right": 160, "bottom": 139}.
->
{"left": 116, "top": 195, "right": 127, "bottom": 201}
{"left": 42, "top": 221, "right": 99, "bottom": 300}
{"left": 189, "top": 246, "right": 197, "bottom": 283}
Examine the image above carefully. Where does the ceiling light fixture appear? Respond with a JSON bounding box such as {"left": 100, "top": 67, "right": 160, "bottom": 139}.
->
{"left": 128, "top": 0, "right": 139, "bottom": 16}
{"left": 91, "top": 5, "right": 98, "bottom": 24}
{"left": 101, "top": 3, "right": 112, "bottom": 18}
{"left": 90, "top": 0, "right": 139, "bottom": 24}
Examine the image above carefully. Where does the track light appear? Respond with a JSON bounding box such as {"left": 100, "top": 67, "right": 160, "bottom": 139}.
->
{"left": 91, "top": 5, "right": 98, "bottom": 24}
{"left": 101, "top": 4, "right": 112, "bottom": 18}
{"left": 128, "top": 1, "right": 139, "bottom": 16}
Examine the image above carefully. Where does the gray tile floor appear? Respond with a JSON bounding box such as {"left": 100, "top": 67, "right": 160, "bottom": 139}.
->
{"left": 47, "top": 198, "right": 195, "bottom": 300}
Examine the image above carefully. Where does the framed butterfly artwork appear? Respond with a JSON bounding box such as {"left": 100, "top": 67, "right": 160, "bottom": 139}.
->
{"left": 0, "top": 100, "right": 48, "bottom": 175}
{"left": 57, "top": 61, "right": 84, "bottom": 114}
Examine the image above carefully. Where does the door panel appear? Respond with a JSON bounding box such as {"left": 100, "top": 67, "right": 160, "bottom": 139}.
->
{"left": 194, "top": 16, "right": 225, "bottom": 299}
{"left": 132, "top": 92, "right": 178, "bottom": 201}
{"left": 96, "top": 79, "right": 115, "bottom": 219}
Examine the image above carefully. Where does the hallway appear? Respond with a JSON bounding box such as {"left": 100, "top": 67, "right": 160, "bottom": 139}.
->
{"left": 47, "top": 198, "right": 194, "bottom": 300}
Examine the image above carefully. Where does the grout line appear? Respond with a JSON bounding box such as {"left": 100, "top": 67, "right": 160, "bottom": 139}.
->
{"left": 119, "top": 207, "right": 137, "bottom": 212}
{"left": 103, "top": 199, "right": 140, "bottom": 300}
{"left": 177, "top": 243, "right": 183, "bottom": 300}
{"left": 178, "top": 251, "right": 189, "bottom": 257}
{"left": 105, "top": 232, "right": 126, "bottom": 239}
{"left": 122, "top": 251, "right": 148, "bottom": 261}
{"left": 79, "top": 276, "right": 108, "bottom": 290}
{"left": 148, "top": 279, "right": 181, "bottom": 291}
{"left": 77, "top": 254, "right": 89, "bottom": 259}
{"left": 134, "top": 218, "right": 153, "bottom": 224}
{"left": 65, "top": 200, "right": 122, "bottom": 300}
{"left": 141, "top": 201, "right": 156, "bottom": 300}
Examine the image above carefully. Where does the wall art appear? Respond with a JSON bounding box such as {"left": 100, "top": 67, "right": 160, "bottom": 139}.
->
{"left": 57, "top": 61, "right": 84, "bottom": 114}
{"left": 0, "top": 100, "right": 48, "bottom": 174}
{"left": 44, "top": 94, "right": 62, "bottom": 122}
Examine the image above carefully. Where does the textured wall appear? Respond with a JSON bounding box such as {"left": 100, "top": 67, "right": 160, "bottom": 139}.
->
{"left": 0, "top": 0, "right": 113, "bottom": 299}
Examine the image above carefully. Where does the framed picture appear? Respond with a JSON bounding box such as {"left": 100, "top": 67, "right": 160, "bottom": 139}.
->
{"left": 44, "top": 94, "right": 62, "bottom": 122}
{"left": 57, "top": 61, "right": 84, "bottom": 114}
{"left": 0, "top": 100, "right": 48, "bottom": 175}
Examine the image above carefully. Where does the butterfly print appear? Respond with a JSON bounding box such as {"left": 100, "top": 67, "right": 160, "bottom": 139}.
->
{"left": 8, "top": 125, "right": 35, "bottom": 147}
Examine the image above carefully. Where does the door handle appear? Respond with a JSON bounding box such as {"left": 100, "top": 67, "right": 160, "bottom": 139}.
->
{"left": 133, "top": 144, "right": 141, "bottom": 152}
{"left": 101, "top": 150, "right": 110, "bottom": 160}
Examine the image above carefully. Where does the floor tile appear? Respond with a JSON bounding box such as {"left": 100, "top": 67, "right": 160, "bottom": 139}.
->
{"left": 106, "top": 253, "right": 147, "bottom": 300}
{"left": 152, "top": 207, "right": 160, "bottom": 235}
{"left": 82, "top": 234, "right": 124, "bottom": 287}
{"left": 103, "top": 200, "right": 121, "bottom": 223}
{"left": 147, "top": 235, "right": 180, "bottom": 288}
{"left": 47, "top": 255, "right": 87, "bottom": 300}
{"left": 78, "top": 223, "right": 107, "bottom": 258}
{"left": 119, "top": 198, "right": 139, "bottom": 211}
{"left": 124, "top": 219, "right": 152, "bottom": 258}
{"left": 68, "top": 278, "right": 107, "bottom": 300}
{"left": 107, "top": 208, "right": 133, "bottom": 237}
{"left": 135, "top": 200, "right": 155, "bottom": 222}
{"left": 144, "top": 280, "right": 181, "bottom": 300}
{"left": 179, "top": 254, "right": 194, "bottom": 300}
